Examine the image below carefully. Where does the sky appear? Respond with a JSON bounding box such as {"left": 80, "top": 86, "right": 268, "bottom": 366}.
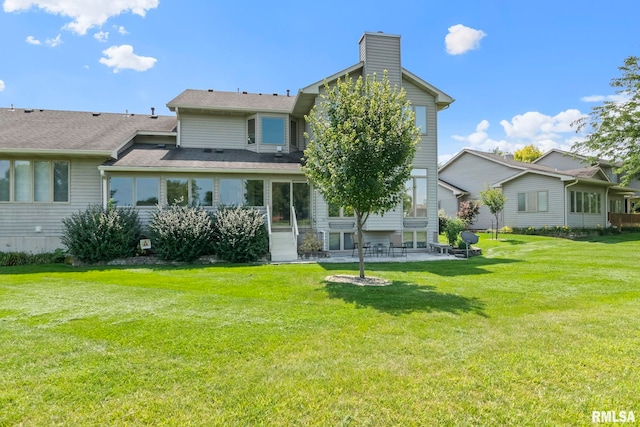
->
{"left": 1, "top": 0, "right": 639, "bottom": 163}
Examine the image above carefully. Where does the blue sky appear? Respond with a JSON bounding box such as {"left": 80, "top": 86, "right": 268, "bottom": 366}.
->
{"left": 1, "top": 0, "right": 639, "bottom": 162}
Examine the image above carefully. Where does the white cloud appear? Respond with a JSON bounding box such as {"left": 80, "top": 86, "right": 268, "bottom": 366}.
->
{"left": 0, "top": 80, "right": 5, "bottom": 91}
{"left": 448, "top": 109, "right": 584, "bottom": 158}
{"left": 445, "top": 24, "right": 486, "bottom": 55}
{"left": 115, "top": 25, "right": 128, "bottom": 35}
{"left": 25, "top": 35, "right": 41, "bottom": 45}
{"left": 94, "top": 31, "right": 109, "bottom": 42}
{"left": 581, "top": 94, "right": 629, "bottom": 103}
{"left": 45, "top": 33, "right": 62, "bottom": 47}
{"left": 99, "top": 45, "right": 157, "bottom": 73}
{"left": 3, "top": 0, "right": 159, "bottom": 35}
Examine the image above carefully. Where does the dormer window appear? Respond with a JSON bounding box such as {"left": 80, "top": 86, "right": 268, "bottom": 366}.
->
{"left": 247, "top": 118, "right": 256, "bottom": 144}
{"left": 290, "top": 120, "right": 298, "bottom": 146}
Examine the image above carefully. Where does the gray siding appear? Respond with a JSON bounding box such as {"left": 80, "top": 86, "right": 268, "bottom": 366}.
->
{"left": 180, "top": 113, "right": 246, "bottom": 149}
{"left": 438, "top": 185, "right": 459, "bottom": 215}
{"left": 502, "top": 174, "right": 566, "bottom": 228}
{"left": 360, "top": 33, "right": 402, "bottom": 87}
{"left": 439, "top": 153, "right": 519, "bottom": 230}
{"left": 536, "top": 151, "right": 585, "bottom": 170}
{"left": 0, "top": 158, "right": 104, "bottom": 253}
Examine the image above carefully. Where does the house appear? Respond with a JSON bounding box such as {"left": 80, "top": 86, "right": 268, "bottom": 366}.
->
{"left": 1, "top": 32, "right": 453, "bottom": 260}
{"left": 438, "top": 149, "right": 640, "bottom": 231}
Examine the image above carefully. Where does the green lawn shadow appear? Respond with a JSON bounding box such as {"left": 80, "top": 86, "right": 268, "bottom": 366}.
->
{"left": 322, "top": 280, "right": 487, "bottom": 317}
{"left": 319, "top": 257, "right": 520, "bottom": 277}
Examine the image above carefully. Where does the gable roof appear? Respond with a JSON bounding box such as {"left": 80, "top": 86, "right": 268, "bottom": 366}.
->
{"left": 438, "top": 179, "right": 468, "bottom": 197}
{"left": 441, "top": 149, "right": 616, "bottom": 187}
{"left": 534, "top": 148, "right": 620, "bottom": 168}
{"left": 167, "top": 89, "right": 296, "bottom": 114}
{"left": 0, "top": 107, "right": 176, "bottom": 156}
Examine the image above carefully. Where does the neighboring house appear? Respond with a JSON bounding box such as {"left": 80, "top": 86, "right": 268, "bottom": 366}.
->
{"left": 1, "top": 32, "right": 453, "bottom": 260}
{"left": 438, "top": 149, "right": 640, "bottom": 230}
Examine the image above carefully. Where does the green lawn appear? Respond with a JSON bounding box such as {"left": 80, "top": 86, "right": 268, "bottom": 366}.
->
{"left": 1, "top": 233, "right": 639, "bottom": 426}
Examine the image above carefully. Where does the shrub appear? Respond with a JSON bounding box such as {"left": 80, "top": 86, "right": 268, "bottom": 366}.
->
{"left": 61, "top": 204, "right": 142, "bottom": 263}
{"left": 212, "top": 206, "right": 268, "bottom": 263}
{"left": 149, "top": 204, "right": 215, "bottom": 262}
{"left": 438, "top": 209, "right": 449, "bottom": 234}
{"left": 299, "top": 233, "right": 323, "bottom": 252}
{"left": 444, "top": 217, "right": 466, "bottom": 247}
{"left": 456, "top": 200, "right": 480, "bottom": 226}
{"left": 0, "top": 249, "right": 68, "bottom": 267}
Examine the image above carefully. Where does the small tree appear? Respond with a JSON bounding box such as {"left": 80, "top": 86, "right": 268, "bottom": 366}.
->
{"left": 304, "top": 72, "right": 420, "bottom": 278}
{"left": 444, "top": 217, "right": 466, "bottom": 247}
{"left": 513, "top": 144, "right": 543, "bottom": 163}
{"left": 456, "top": 200, "right": 480, "bottom": 226}
{"left": 480, "top": 186, "right": 507, "bottom": 240}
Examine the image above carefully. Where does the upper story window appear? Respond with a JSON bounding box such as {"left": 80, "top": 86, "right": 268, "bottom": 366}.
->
{"left": 109, "top": 177, "right": 158, "bottom": 207}
{"left": 404, "top": 168, "right": 427, "bottom": 217}
{"left": 262, "top": 117, "right": 285, "bottom": 144}
{"left": 517, "top": 191, "right": 548, "bottom": 212}
{"left": 0, "top": 159, "right": 69, "bottom": 203}
{"left": 247, "top": 118, "right": 256, "bottom": 144}
{"left": 414, "top": 106, "right": 427, "bottom": 135}
{"left": 328, "top": 203, "right": 354, "bottom": 218}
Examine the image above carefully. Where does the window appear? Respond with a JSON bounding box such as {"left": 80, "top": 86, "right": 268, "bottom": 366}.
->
{"left": 329, "top": 233, "right": 341, "bottom": 250}
{"left": 220, "top": 179, "right": 264, "bottom": 206}
{"left": 290, "top": 120, "right": 297, "bottom": 146}
{"left": 247, "top": 118, "right": 256, "bottom": 144}
{"left": 517, "top": 191, "right": 548, "bottom": 212}
{"left": 261, "top": 117, "right": 285, "bottom": 144}
{"left": 610, "top": 199, "right": 624, "bottom": 213}
{"left": 329, "top": 232, "right": 355, "bottom": 250}
{"left": 414, "top": 106, "right": 427, "bottom": 134}
{"left": 0, "top": 160, "right": 69, "bottom": 203}
{"left": 109, "top": 177, "right": 159, "bottom": 207}
{"left": 404, "top": 168, "right": 427, "bottom": 217}
{"left": 570, "top": 190, "right": 601, "bottom": 214}
{"left": 166, "top": 178, "right": 214, "bottom": 206}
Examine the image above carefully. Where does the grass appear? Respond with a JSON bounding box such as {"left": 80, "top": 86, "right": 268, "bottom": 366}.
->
{"left": 1, "top": 233, "right": 639, "bottom": 426}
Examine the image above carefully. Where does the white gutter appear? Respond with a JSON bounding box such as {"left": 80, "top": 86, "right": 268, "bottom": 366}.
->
{"left": 98, "top": 166, "right": 303, "bottom": 175}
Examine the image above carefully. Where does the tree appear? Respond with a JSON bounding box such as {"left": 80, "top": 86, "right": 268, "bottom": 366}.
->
{"left": 456, "top": 200, "right": 480, "bottom": 226}
{"left": 513, "top": 144, "right": 543, "bottom": 163}
{"left": 303, "top": 72, "right": 420, "bottom": 278}
{"left": 572, "top": 55, "right": 640, "bottom": 186}
{"left": 480, "top": 186, "right": 506, "bottom": 240}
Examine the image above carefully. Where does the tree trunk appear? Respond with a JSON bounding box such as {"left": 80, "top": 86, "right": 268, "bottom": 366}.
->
{"left": 356, "top": 211, "right": 365, "bottom": 278}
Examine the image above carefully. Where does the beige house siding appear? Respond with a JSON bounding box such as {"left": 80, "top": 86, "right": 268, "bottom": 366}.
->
{"left": 502, "top": 174, "right": 566, "bottom": 228}
{"left": 0, "top": 158, "right": 104, "bottom": 253}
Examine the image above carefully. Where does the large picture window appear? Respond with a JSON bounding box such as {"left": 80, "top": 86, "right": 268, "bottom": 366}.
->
{"left": 404, "top": 168, "right": 428, "bottom": 217}
{"left": 166, "top": 178, "right": 214, "bottom": 206}
{"left": 220, "top": 179, "right": 264, "bottom": 206}
{"left": 261, "top": 117, "right": 285, "bottom": 144}
{"left": 0, "top": 159, "right": 69, "bottom": 203}
{"left": 109, "top": 177, "right": 159, "bottom": 207}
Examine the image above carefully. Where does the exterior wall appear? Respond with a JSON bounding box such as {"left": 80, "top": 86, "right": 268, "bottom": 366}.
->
{"left": 360, "top": 33, "right": 402, "bottom": 87}
{"left": 438, "top": 185, "right": 459, "bottom": 215}
{"left": 179, "top": 113, "right": 246, "bottom": 149}
{"left": 403, "top": 78, "right": 439, "bottom": 245}
{"left": 536, "top": 151, "right": 586, "bottom": 170}
{"left": 439, "top": 153, "right": 519, "bottom": 230}
{"left": 566, "top": 183, "right": 608, "bottom": 228}
{"left": 0, "top": 157, "right": 104, "bottom": 253}
{"left": 502, "top": 174, "right": 566, "bottom": 228}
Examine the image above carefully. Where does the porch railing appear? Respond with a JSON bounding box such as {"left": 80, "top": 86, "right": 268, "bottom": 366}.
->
{"left": 608, "top": 212, "right": 640, "bottom": 228}
{"left": 291, "top": 206, "right": 299, "bottom": 248}
{"left": 266, "top": 205, "right": 272, "bottom": 252}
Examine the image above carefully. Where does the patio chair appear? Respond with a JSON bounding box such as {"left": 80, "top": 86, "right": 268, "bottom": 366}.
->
{"left": 389, "top": 233, "right": 406, "bottom": 257}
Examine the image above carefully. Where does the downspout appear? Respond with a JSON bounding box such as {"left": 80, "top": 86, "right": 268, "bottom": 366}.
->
{"left": 100, "top": 169, "right": 108, "bottom": 209}
{"left": 564, "top": 180, "right": 579, "bottom": 226}
{"left": 605, "top": 186, "right": 610, "bottom": 226}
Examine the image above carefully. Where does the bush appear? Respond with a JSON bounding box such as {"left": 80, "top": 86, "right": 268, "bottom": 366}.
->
{"left": 438, "top": 209, "right": 449, "bottom": 234}
{"left": 149, "top": 204, "right": 215, "bottom": 262}
{"left": 212, "top": 206, "right": 268, "bottom": 263}
{"left": 61, "top": 205, "right": 142, "bottom": 263}
{"left": 444, "top": 217, "right": 466, "bottom": 247}
{"left": 0, "top": 249, "right": 68, "bottom": 267}
{"left": 456, "top": 200, "right": 480, "bottom": 226}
